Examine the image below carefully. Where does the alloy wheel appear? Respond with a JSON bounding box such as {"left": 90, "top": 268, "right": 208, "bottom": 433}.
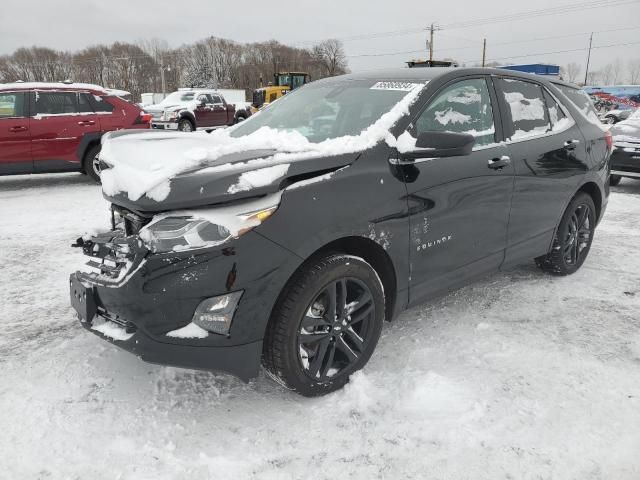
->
{"left": 297, "top": 277, "right": 375, "bottom": 382}
{"left": 563, "top": 203, "right": 592, "bottom": 265}
{"left": 92, "top": 153, "right": 101, "bottom": 178}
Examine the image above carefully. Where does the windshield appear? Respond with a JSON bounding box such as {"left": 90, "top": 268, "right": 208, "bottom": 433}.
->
{"left": 161, "top": 91, "right": 196, "bottom": 104}
{"left": 231, "top": 80, "right": 419, "bottom": 143}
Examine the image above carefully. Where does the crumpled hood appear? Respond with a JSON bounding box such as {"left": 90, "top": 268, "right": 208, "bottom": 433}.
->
{"left": 100, "top": 129, "right": 358, "bottom": 213}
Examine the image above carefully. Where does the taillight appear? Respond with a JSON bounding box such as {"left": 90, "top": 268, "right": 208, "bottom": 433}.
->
{"left": 134, "top": 113, "right": 152, "bottom": 125}
{"left": 605, "top": 130, "right": 613, "bottom": 150}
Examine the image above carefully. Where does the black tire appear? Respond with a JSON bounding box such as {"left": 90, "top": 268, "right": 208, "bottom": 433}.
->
{"left": 178, "top": 118, "right": 194, "bottom": 132}
{"left": 604, "top": 115, "right": 616, "bottom": 125}
{"left": 263, "top": 254, "right": 385, "bottom": 397}
{"left": 83, "top": 144, "right": 102, "bottom": 183}
{"left": 535, "top": 192, "right": 596, "bottom": 276}
{"left": 609, "top": 174, "right": 622, "bottom": 186}
{"left": 235, "top": 113, "right": 247, "bottom": 124}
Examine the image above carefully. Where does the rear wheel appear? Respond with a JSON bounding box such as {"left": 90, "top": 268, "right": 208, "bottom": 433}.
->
{"left": 535, "top": 192, "right": 596, "bottom": 276}
{"left": 83, "top": 144, "right": 102, "bottom": 183}
{"left": 178, "top": 118, "right": 194, "bottom": 132}
{"left": 609, "top": 174, "right": 622, "bottom": 186}
{"left": 263, "top": 254, "right": 385, "bottom": 396}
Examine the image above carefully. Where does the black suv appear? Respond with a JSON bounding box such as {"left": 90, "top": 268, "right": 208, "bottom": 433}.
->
{"left": 70, "top": 68, "right": 611, "bottom": 396}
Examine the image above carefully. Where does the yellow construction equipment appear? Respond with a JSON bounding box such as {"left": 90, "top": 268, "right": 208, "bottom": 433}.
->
{"left": 251, "top": 72, "right": 310, "bottom": 112}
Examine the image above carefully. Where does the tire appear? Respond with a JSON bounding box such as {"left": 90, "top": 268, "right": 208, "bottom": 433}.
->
{"left": 178, "top": 118, "right": 194, "bottom": 132}
{"left": 604, "top": 116, "right": 616, "bottom": 124}
{"left": 83, "top": 144, "right": 102, "bottom": 183}
{"left": 263, "top": 254, "right": 385, "bottom": 397}
{"left": 235, "top": 113, "right": 247, "bottom": 124}
{"left": 535, "top": 192, "right": 596, "bottom": 276}
{"left": 609, "top": 174, "right": 622, "bottom": 186}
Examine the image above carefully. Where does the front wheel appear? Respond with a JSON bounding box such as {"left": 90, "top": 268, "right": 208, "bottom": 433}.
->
{"left": 263, "top": 254, "right": 385, "bottom": 396}
{"left": 535, "top": 192, "right": 596, "bottom": 276}
{"left": 609, "top": 174, "right": 622, "bottom": 186}
{"left": 177, "top": 119, "right": 194, "bottom": 132}
{"left": 83, "top": 144, "right": 102, "bottom": 183}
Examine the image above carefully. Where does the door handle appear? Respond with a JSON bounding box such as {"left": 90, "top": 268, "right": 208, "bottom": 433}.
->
{"left": 77, "top": 120, "right": 96, "bottom": 126}
{"left": 488, "top": 155, "right": 511, "bottom": 170}
{"left": 564, "top": 139, "right": 580, "bottom": 150}
{"left": 9, "top": 125, "right": 28, "bottom": 133}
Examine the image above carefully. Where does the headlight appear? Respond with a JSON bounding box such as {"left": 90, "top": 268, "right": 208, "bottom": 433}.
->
{"left": 165, "top": 110, "right": 179, "bottom": 121}
{"left": 139, "top": 192, "right": 281, "bottom": 253}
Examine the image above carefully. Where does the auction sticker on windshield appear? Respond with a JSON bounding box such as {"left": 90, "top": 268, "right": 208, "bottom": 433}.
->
{"left": 370, "top": 81, "right": 421, "bottom": 91}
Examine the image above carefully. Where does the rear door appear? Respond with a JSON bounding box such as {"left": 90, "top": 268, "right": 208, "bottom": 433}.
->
{"left": 210, "top": 94, "right": 229, "bottom": 127}
{"left": 401, "top": 76, "right": 514, "bottom": 303}
{"left": 0, "top": 91, "right": 32, "bottom": 174}
{"left": 494, "top": 77, "right": 590, "bottom": 266}
{"left": 30, "top": 90, "right": 101, "bottom": 171}
{"left": 193, "top": 93, "right": 214, "bottom": 128}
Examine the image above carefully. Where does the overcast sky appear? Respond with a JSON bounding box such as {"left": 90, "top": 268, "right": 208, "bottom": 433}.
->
{"left": 2, "top": 0, "right": 639, "bottom": 77}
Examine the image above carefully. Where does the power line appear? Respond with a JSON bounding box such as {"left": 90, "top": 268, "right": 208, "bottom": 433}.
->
{"left": 295, "top": 0, "right": 639, "bottom": 45}
{"left": 346, "top": 25, "right": 640, "bottom": 58}
{"left": 459, "top": 40, "right": 640, "bottom": 64}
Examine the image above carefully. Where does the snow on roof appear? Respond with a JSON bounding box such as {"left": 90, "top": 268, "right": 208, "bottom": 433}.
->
{"left": 0, "top": 81, "right": 108, "bottom": 93}
{"left": 100, "top": 83, "right": 426, "bottom": 202}
{"left": 104, "top": 88, "right": 131, "bottom": 97}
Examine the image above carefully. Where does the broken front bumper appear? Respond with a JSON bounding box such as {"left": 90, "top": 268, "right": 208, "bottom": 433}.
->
{"left": 69, "top": 227, "right": 300, "bottom": 381}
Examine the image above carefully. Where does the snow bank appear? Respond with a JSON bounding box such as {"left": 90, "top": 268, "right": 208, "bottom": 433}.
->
{"left": 100, "top": 83, "right": 426, "bottom": 202}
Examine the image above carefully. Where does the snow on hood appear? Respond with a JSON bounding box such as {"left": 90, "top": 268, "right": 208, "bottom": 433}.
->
{"left": 100, "top": 83, "right": 425, "bottom": 202}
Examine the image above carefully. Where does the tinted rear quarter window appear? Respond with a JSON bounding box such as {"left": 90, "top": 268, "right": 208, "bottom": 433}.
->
{"left": 88, "top": 94, "right": 115, "bottom": 113}
{"left": 553, "top": 84, "right": 600, "bottom": 124}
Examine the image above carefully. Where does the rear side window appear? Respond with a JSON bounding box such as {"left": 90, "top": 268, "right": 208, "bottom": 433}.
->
{"left": 414, "top": 78, "right": 496, "bottom": 147}
{"left": 553, "top": 84, "right": 600, "bottom": 125}
{"left": 498, "top": 78, "right": 550, "bottom": 140}
{"left": 0, "top": 92, "right": 26, "bottom": 118}
{"left": 88, "top": 94, "right": 115, "bottom": 113}
{"left": 212, "top": 95, "right": 223, "bottom": 104}
{"left": 34, "top": 91, "right": 78, "bottom": 115}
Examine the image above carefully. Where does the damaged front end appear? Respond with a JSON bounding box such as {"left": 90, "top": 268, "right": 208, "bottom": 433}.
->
{"left": 69, "top": 206, "right": 151, "bottom": 334}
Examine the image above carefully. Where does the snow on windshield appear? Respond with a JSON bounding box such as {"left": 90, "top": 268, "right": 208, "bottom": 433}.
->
{"left": 100, "top": 82, "right": 426, "bottom": 202}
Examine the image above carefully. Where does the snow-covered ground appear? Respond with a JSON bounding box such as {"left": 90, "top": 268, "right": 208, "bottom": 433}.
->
{"left": 1, "top": 173, "right": 639, "bottom": 480}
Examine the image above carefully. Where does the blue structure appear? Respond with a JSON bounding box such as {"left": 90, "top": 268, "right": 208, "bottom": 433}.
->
{"left": 499, "top": 64, "right": 560, "bottom": 77}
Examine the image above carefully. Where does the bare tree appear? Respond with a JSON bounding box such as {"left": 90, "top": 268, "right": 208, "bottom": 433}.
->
{"left": 611, "top": 58, "right": 624, "bottom": 84}
{"left": 600, "top": 64, "right": 614, "bottom": 85}
{"left": 311, "top": 39, "right": 348, "bottom": 77}
{"left": 628, "top": 58, "right": 640, "bottom": 84}
{"left": 564, "top": 62, "right": 581, "bottom": 83}
{"left": 586, "top": 70, "right": 601, "bottom": 86}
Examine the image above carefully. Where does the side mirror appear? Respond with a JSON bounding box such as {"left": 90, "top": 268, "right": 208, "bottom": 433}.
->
{"left": 402, "top": 131, "right": 475, "bottom": 160}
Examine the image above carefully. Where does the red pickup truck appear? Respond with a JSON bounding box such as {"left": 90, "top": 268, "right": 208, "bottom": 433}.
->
{"left": 0, "top": 81, "right": 151, "bottom": 182}
{"left": 146, "top": 89, "right": 251, "bottom": 132}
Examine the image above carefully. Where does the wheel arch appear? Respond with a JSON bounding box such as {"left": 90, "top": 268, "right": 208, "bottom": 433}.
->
{"left": 179, "top": 111, "right": 196, "bottom": 128}
{"left": 268, "top": 236, "right": 398, "bottom": 329}
{"left": 77, "top": 132, "right": 103, "bottom": 167}
{"left": 577, "top": 181, "right": 603, "bottom": 222}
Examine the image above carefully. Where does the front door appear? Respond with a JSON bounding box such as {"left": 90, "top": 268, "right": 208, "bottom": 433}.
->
{"left": 399, "top": 77, "right": 514, "bottom": 304}
{"left": 0, "top": 91, "right": 32, "bottom": 174}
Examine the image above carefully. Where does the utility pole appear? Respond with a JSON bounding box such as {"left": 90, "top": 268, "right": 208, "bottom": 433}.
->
{"left": 482, "top": 38, "right": 487, "bottom": 67}
{"left": 584, "top": 32, "right": 593, "bottom": 86}
{"left": 429, "top": 23, "right": 434, "bottom": 62}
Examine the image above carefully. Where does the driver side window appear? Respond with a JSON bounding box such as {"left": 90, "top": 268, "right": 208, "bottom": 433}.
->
{"left": 414, "top": 78, "right": 496, "bottom": 148}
